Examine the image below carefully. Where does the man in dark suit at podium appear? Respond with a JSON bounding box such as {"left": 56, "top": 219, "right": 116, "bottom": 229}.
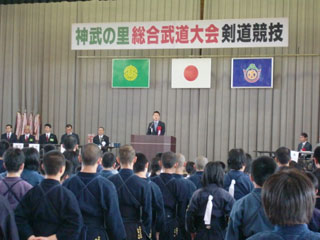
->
{"left": 298, "top": 132, "right": 312, "bottom": 151}
{"left": 19, "top": 125, "right": 36, "bottom": 143}
{"left": 147, "top": 111, "right": 165, "bottom": 136}
{"left": 1, "top": 124, "right": 18, "bottom": 143}
{"left": 93, "top": 127, "right": 109, "bottom": 147}
{"left": 39, "top": 123, "right": 58, "bottom": 145}
{"left": 60, "top": 124, "right": 80, "bottom": 145}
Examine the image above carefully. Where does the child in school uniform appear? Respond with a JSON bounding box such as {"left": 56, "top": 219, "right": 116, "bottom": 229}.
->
{"left": 224, "top": 149, "right": 254, "bottom": 200}
{"left": 15, "top": 150, "right": 83, "bottom": 240}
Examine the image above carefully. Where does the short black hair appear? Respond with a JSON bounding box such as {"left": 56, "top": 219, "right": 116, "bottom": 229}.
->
{"left": 63, "top": 150, "right": 79, "bottom": 173}
{"left": 81, "top": 143, "right": 101, "bottom": 166}
{"left": 63, "top": 135, "right": 77, "bottom": 151}
{"left": 216, "top": 161, "right": 226, "bottom": 170}
{"left": 4, "top": 148, "right": 25, "bottom": 172}
{"left": 43, "top": 151, "right": 66, "bottom": 175}
{"left": 262, "top": 169, "right": 315, "bottom": 226}
{"left": 44, "top": 123, "right": 52, "bottom": 128}
{"left": 301, "top": 132, "right": 308, "bottom": 138}
{"left": 65, "top": 124, "right": 72, "bottom": 128}
{"left": 0, "top": 140, "right": 10, "bottom": 157}
{"left": 244, "top": 153, "right": 253, "bottom": 174}
{"left": 153, "top": 111, "right": 160, "bottom": 116}
{"left": 102, "top": 152, "right": 116, "bottom": 168}
{"left": 134, "top": 153, "right": 148, "bottom": 173}
{"left": 43, "top": 144, "right": 56, "bottom": 153}
{"left": 252, "top": 156, "right": 277, "bottom": 187}
{"left": 119, "top": 145, "right": 136, "bottom": 165}
{"left": 306, "top": 171, "right": 319, "bottom": 191}
{"left": 98, "top": 127, "right": 104, "bottom": 130}
{"left": 61, "top": 159, "right": 73, "bottom": 181}
{"left": 227, "top": 149, "right": 246, "bottom": 170}
{"left": 201, "top": 162, "right": 224, "bottom": 188}
{"left": 6, "top": 124, "right": 12, "bottom": 128}
{"left": 275, "top": 147, "right": 291, "bottom": 165}
{"left": 23, "top": 148, "right": 40, "bottom": 171}
{"left": 186, "top": 161, "right": 196, "bottom": 175}
{"left": 314, "top": 147, "right": 320, "bottom": 164}
{"left": 313, "top": 168, "right": 320, "bottom": 195}
{"left": 150, "top": 157, "right": 161, "bottom": 177}
{"left": 161, "top": 152, "right": 177, "bottom": 169}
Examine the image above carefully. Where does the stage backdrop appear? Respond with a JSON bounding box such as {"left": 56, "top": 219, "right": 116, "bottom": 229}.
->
{"left": 0, "top": 0, "right": 319, "bottom": 163}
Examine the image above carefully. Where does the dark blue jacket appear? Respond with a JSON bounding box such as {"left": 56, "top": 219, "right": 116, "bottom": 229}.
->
{"left": 224, "top": 170, "right": 253, "bottom": 200}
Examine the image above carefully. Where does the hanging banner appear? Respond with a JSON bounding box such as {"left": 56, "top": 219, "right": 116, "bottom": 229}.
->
{"left": 72, "top": 18, "right": 288, "bottom": 50}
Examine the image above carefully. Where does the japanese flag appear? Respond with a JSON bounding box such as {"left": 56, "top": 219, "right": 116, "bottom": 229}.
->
{"left": 171, "top": 58, "right": 211, "bottom": 88}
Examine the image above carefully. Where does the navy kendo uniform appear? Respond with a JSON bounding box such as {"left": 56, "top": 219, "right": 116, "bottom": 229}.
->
{"left": 152, "top": 173, "right": 190, "bottom": 240}
{"left": 15, "top": 179, "right": 83, "bottom": 239}
{"left": 109, "top": 169, "right": 152, "bottom": 240}
{"left": 63, "top": 172, "right": 126, "bottom": 240}
{"left": 186, "top": 183, "right": 235, "bottom": 240}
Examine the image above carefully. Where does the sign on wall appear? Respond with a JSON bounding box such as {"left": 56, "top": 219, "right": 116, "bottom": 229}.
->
{"left": 72, "top": 18, "right": 288, "bottom": 50}
{"left": 231, "top": 58, "right": 273, "bottom": 88}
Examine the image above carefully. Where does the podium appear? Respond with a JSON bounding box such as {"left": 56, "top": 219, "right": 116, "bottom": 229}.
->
{"left": 131, "top": 135, "right": 176, "bottom": 161}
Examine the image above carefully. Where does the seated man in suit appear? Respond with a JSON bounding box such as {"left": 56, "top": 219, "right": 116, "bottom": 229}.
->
{"left": 146, "top": 111, "right": 165, "bottom": 136}
{"left": 1, "top": 124, "right": 18, "bottom": 143}
{"left": 60, "top": 124, "right": 80, "bottom": 145}
{"left": 19, "top": 125, "right": 36, "bottom": 144}
{"left": 298, "top": 132, "right": 312, "bottom": 151}
{"left": 39, "top": 123, "right": 58, "bottom": 145}
{"left": 93, "top": 127, "right": 109, "bottom": 149}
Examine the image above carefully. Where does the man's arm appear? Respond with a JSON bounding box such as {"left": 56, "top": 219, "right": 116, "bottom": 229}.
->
{"left": 142, "top": 184, "right": 152, "bottom": 235}
{"left": 161, "top": 122, "right": 165, "bottom": 135}
{"left": 146, "top": 123, "right": 152, "bottom": 135}
{"left": 15, "top": 194, "right": 35, "bottom": 239}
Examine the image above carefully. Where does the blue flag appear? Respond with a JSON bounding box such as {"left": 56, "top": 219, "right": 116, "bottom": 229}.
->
{"left": 231, "top": 58, "right": 273, "bottom": 88}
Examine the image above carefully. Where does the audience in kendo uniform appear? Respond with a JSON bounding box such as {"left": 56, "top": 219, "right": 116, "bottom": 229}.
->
{"left": 2, "top": 140, "right": 320, "bottom": 240}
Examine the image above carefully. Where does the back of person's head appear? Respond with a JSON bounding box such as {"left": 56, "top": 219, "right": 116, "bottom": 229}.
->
{"left": 150, "top": 157, "right": 161, "bottom": 177}
{"left": 251, "top": 156, "right": 277, "bottom": 187}
{"left": 155, "top": 152, "right": 162, "bottom": 159}
{"left": 134, "top": 153, "right": 148, "bottom": 173}
{"left": 227, "top": 149, "right": 246, "bottom": 170}
{"left": 161, "top": 152, "right": 177, "bottom": 169}
{"left": 23, "top": 148, "right": 40, "bottom": 171}
{"left": 43, "top": 144, "right": 56, "bottom": 153}
{"left": 63, "top": 150, "right": 79, "bottom": 173}
{"left": 43, "top": 151, "right": 66, "bottom": 176}
{"left": 244, "top": 153, "right": 253, "bottom": 174}
{"left": 0, "top": 140, "right": 10, "bottom": 158}
{"left": 313, "top": 168, "right": 320, "bottom": 195}
{"left": 186, "top": 161, "right": 196, "bottom": 175}
{"left": 118, "top": 145, "right": 136, "bottom": 165}
{"left": 216, "top": 161, "right": 226, "bottom": 171}
{"left": 262, "top": 169, "right": 315, "bottom": 226}
{"left": 275, "top": 147, "right": 291, "bottom": 165}
{"left": 102, "top": 152, "right": 116, "bottom": 168}
{"left": 63, "top": 135, "right": 77, "bottom": 151}
{"left": 201, "top": 162, "right": 224, "bottom": 187}
{"left": 195, "top": 155, "right": 208, "bottom": 171}
{"left": 4, "top": 148, "right": 25, "bottom": 173}
{"left": 314, "top": 146, "right": 320, "bottom": 164}
{"left": 306, "top": 171, "right": 319, "bottom": 192}
{"left": 81, "top": 143, "right": 101, "bottom": 166}
{"left": 176, "top": 153, "right": 186, "bottom": 168}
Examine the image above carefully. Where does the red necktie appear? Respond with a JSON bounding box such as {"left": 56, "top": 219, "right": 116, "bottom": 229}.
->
{"left": 7, "top": 134, "right": 9, "bottom": 140}
{"left": 25, "top": 136, "right": 28, "bottom": 142}
{"left": 46, "top": 135, "right": 49, "bottom": 142}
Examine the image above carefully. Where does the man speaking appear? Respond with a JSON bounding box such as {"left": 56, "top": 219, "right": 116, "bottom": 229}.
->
{"left": 146, "top": 111, "right": 165, "bottom": 135}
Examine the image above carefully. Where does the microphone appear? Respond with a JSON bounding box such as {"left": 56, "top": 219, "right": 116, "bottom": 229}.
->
{"left": 157, "top": 126, "right": 162, "bottom": 136}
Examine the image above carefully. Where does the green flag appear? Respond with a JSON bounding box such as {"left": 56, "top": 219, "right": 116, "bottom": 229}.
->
{"left": 112, "top": 59, "right": 150, "bottom": 88}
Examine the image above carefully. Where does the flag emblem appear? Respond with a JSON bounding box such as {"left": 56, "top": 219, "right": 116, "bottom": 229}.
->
{"left": 184, "top": 65, "right": 199, "bottom": 81}
{"left": 243, "top": 64, "right": 261, "bottom": 83}
{"left": 124, "top": 65, "right": 138, "bottom": 81}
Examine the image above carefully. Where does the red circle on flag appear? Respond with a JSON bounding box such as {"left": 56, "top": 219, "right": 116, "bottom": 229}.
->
{"left": 184, "top": 65, "right": 198, "bottom": 81}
